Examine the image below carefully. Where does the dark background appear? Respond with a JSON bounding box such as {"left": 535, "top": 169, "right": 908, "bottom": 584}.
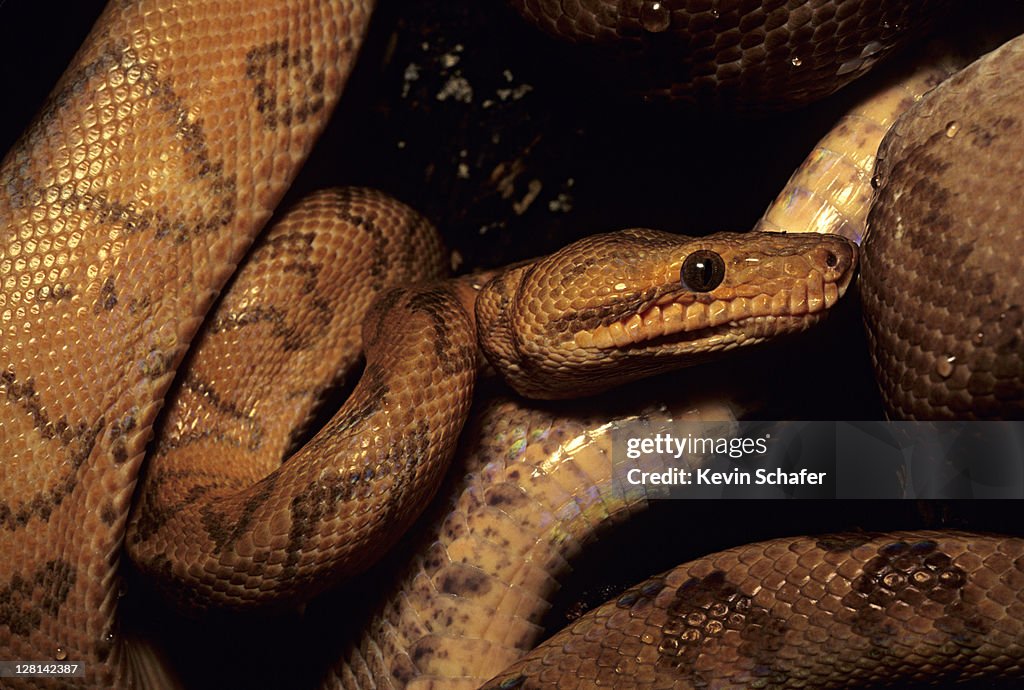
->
{"left": 2, "top": 1, "right": 1024, "bottom": 688}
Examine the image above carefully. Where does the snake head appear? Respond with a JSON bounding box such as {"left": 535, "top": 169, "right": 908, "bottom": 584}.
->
{"left": 476, "top": 228, "right": 857, "bottom": 399}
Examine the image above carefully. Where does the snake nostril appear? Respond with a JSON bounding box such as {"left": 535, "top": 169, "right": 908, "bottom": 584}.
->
{"left": 825, "top": 251, "right": 838, "bottom": 268}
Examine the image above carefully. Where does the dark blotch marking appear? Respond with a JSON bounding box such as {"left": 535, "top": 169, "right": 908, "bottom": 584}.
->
{"left": 841, "top": 540, "right": 985, "bottom": 655}
{"left": 0, "top": 370, "right": 104, "bottom": 530}
{"left": 658, "top": 570, "right": 786, "bottom": 686}
{"left": 34, "top": 283, "right": 74, "bottom": 303}
{"left": 200, "top": 474, "right": 278, "bottom": 554}
{"left": 127, "top": 295, "right": 152, "bottom": 314}
{"left": 7, "top": 41, "right": 237, "bottom": 244}
{"left": 182, "top": 375, "right": 250, "bottom": 424}
{"left": 560, "top": 255, "right": 602, "bottom": 283}
{"left": 366, "top": 288, "right": 407, "bottom": 344}
{"left": 210, "top": 304, "right": 322, "bottom": 352}
{"left": 130, "top": 471, "right": 216, "bottom": 544}
{"left": 110, "top": 437, "right": 129, "bottom": 465}
{"left": 545, "top": 289, "right": 664, "bottom": 336}
{"left": 153, "top": 374, "right": 263, "bottom": 455}
{"left": 100, "top": 501, "right": 119, "bottom": 526}
{"left": 407, "top": 287, "right": 471, "bottom": 376}
{"left": 109, "top": 411, "right": 137, "bottom": 465}
{"left": 282, "top": 413, "right": 430, "bottom": 581}
{"left": 484, "top": 483, "right": 529, "bottom": 508}
{"left": 0, "top": 560, "right": 76, "bottom": 637}
{"left": 245, "top": 41, "right": 326, "bottom": 131}
{"left": 333, "top": 208, "right": 390, "bottom": 287}
{"left": 281, "top": 420, "right": 432, "bottom": 578}
{"left": 140, "top": 349, "right": 172, "bottom": 380}
{"left": 249, "top": 229, "right": 324, "bottom": 295}
{"left": 438, "top": 564, "right": 491, "bottom": 596}
{"left": 283, "top": 470, "right": 357, "bottom": 580}
{"left": 409, "top": 636, "right": 447, "bottom": 666}
{"left": 95, "top": 275, "right": 118, "bottom": 312}
{"left": 421, "top": 544, "right": 446, "bottom": 573}
{"left": 389, "top": 653, "right": 418, "bottom": 684}
{"left": 2, "top": 371, "right": 87, "bottom": 445}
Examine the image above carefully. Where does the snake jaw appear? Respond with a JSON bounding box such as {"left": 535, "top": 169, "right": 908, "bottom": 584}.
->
{"left": 572, "top": 262, "right": 849, "bottom": 352}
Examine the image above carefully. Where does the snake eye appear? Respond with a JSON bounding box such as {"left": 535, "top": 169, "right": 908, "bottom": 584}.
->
{"left": 680, "top": 250, "right": 725, "bottom": 292}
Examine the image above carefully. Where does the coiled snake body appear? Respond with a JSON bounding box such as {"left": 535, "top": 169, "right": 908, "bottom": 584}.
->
{"left": 0, "top": 1, "right": 1022, "bottom": 688}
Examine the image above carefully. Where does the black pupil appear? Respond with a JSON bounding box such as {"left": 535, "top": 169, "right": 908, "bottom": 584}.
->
{"left": 681, "top": 250, "right": 725, "bottom": 292}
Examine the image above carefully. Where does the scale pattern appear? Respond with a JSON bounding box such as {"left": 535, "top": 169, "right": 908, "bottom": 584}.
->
{"left": 482, "top": 531, "right": 1024, "bottom": 688}
{"left": 861, "top": 34, "right": 1024, "bottom": 419}
{"left": 0, "top": 0, "right": 374, "bottom": 684}
{"left": 123, "top": 187, "right": 471, "bottom": 611}
{"left": 506, "top": 0, "right": 948, "bottom": 107}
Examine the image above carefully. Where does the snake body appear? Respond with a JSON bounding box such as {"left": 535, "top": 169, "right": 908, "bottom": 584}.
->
{"left": 123, "top": 187, "right": 477, "bottom": 611}
{"left": 505, "top": 0, "right": 949, "bottom": 108}
{"left": 861, "top": 33, "right": 1024, "bottom": 419}
{"left": 1, "top": 0, "right": 1022, "bottom": 688}
{"left": 1, "top": 0, "right": 374, "bottom": 682}
{"left": 481, "top": 530, "right": 1024, "bottom": 688}
{"left": 126, "top": 213, "right": 853, "bottom": 614}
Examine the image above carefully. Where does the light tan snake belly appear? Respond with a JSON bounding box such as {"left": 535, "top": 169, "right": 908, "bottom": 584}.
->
{"left": 2, "top": 1, "right": 1024, "bottom": 687}
{"left": 326, "top": 379, "right": 1024, "bottom": 689}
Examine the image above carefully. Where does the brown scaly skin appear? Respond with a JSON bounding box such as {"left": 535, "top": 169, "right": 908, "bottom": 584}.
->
{"left": 123, "top": 219, "right": 854, "bottom": 614}
{"left": 0, "top": 0, "right": 376, "bottom": 684}
{"left": 861, "top": 33, "right": 1024, "bottom": 419}
{"left": 755, "top": 38, "right": 967, "bottom": 243}
{"left": 481, "top": 531, "right": 1024, "bottom": 689}
{"left": 505, "top": 0, "right": 950, "bottom": 108}
{"left": 123, "top": 187, "right": 474, "bottom": 612}
{"left": 478, "top": 229, "right": 856, "bottom": 399}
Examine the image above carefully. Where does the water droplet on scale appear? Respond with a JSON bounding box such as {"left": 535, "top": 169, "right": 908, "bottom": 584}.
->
{"left": 790, "top": 56, "right": 803, "bottom": 67}
{"left": 973, "top": 331, "right": 985, "bottom": 346}
{"left": 936, "top": 355, "right": 956, "bottom": 378}
{"left": 945, "top": 121, "right": 960, "bottom": 138}
{"left": 640, "top": 1, "right": 672, "bottom": 33}
{"left": 55, "top": 647, "right": 67, "bottom": 661}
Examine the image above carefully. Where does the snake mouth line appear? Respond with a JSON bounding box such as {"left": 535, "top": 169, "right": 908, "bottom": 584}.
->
{"left": 618, "top": 313, "right": 828, "bottom": 355}
{"left": 571, "top": 273, "right": 841, "bottom": 350}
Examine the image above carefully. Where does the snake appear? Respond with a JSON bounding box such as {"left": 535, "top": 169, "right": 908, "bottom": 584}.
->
{"left": 0, "top": 0, "right": 1022, "bottom": 688}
